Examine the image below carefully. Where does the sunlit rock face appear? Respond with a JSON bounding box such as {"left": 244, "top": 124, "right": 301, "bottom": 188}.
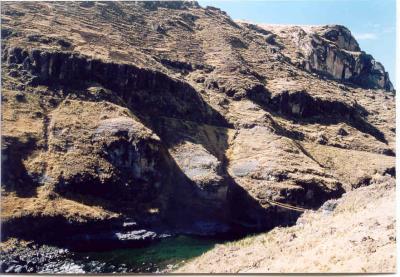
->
{"left": 259, "top": 24, "right": 394, "bottom": 91}
{"left": 319, "top": 25, "right": 360, "bottom": 52}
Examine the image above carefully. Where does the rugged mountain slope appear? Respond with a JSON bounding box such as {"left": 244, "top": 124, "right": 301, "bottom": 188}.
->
{"left": 1, "top": 1, "right": 395, "bottom": 248}
{"left": 177, "top": 174, "right": 396, "bottom": 273}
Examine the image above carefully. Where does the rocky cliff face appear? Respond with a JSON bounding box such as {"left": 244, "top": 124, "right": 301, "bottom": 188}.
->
{"left": 0, "top": 1, "right": 395, "bottom": 245}
{"left": 253, "top": 24, "right": 394, "bottom": 91}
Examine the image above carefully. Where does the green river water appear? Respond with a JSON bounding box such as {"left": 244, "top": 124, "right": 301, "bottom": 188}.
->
{"left": 76, "top": 235, "right": 221, "bottom": 273}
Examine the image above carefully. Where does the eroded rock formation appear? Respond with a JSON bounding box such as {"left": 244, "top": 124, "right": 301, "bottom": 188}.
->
{"left": 0, "top": 1, "right": 395, "bottom": 245}
{"left": 254, "top": 24, "right": 394, "bottom": 91}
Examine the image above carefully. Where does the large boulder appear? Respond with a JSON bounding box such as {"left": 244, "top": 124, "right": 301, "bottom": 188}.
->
{"left": 171, "top": 142, "right": 226, "bottom": 199}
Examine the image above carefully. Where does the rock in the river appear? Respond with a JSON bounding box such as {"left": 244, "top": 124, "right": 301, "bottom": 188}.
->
{"left": 115, "top": 230, "right": 157, "bottom": 241}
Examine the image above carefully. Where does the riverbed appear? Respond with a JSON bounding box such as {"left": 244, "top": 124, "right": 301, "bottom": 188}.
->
{"left": 1, "top": 234, "right": 232, "bottom": 273}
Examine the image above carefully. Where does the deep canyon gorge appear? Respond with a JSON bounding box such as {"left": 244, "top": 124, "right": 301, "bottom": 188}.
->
{"left": 0, "top": 1, "right": 396, "bottom": 273}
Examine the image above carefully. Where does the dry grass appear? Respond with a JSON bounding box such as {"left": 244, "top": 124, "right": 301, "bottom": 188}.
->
{"left": 0, "top": 238, "right": 33, "bottom": 252}
{"left": 1, "top": 88, "right": 44, "bottom": 140}
{"left": 0, "top": 5, "right": 395, "bottom": 272}
{"left": 1, "top": 186, "right": 118, "bottom": 223}
{"left": 176, "top": 174, "right": 396, "bottom": 273}
{"left": 302, "top": 142, "right": 395, "bottom": 190}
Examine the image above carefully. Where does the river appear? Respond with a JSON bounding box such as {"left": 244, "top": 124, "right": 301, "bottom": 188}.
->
{"left": 74, "top": 235, "right": 221, "bottom": 273}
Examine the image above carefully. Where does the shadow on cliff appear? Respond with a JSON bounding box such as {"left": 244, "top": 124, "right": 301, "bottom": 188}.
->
{"left": 1, "top": 136, "right": 38, "bottom": 197}
{"left": 52, "top": 95, "right": 275, "bottom": 239}
{"left": 131, "top": 108, "right": 279, "bottom": 234}
{"left": 1, "top": 139, "right": 275, "bottom": 245}
{"left": 1, "top": 48, "right": 299, "bottom": 242}
{"left": 134, "top": 112, "right": 300, "bottom": 235}
{"left": 246, "top": 85, "right": 387, "bottom": 144}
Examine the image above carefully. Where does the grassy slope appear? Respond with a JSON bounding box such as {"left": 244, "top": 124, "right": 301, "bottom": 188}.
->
{"left": 176, "top": 174, "right": 396, "bottom": 273}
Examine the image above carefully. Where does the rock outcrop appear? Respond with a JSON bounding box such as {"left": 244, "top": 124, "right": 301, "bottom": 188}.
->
{"left": 253, "top": 24, "right": 394, "bottom": 91}
{"left": 0, "top": 1, "right": 395, "bottom": 250}
{"left": 2, "top": 47, "right": 228, "bottom": 127}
